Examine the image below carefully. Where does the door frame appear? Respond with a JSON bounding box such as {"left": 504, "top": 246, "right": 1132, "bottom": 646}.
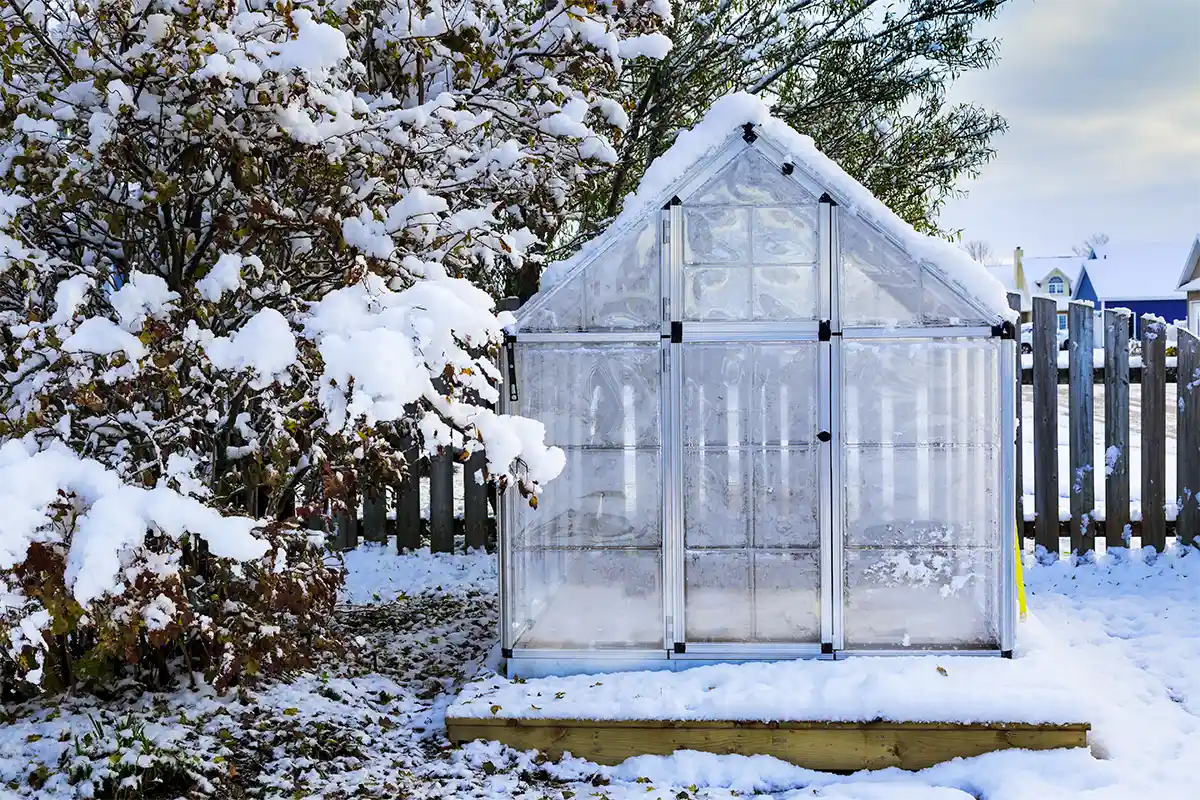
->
{"left": 659, "top": 139, "right": 836, "bottom": 658}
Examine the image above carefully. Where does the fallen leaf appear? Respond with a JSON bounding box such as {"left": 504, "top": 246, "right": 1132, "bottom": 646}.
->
{"left": 936, "top": 666, "right": 948, "bottom": 676}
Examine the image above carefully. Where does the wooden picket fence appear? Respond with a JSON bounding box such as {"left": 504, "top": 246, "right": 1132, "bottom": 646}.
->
{"left": 322, "top": 291, "right": 1200, "bottom": 558}
{"left": 322, "top": 448, "right": 496, "bottom": 554}
{"left": 1015, "top": 293, "right": 1200, "bottom": 555}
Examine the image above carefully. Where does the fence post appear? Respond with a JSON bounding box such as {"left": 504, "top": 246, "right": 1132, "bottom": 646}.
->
{"left": 396, "top": 446, "right": 422, "bottom": 553}
{"left": 335, "top": 480, "right": 359, "bottom": 551}
{"left": 1007, "top": 292, "right": 1024, "bottom": 542}
{"left": 1103, "top": 309, "right": 1131, "bottom": 547}
{"left": 1178, "top": 328, "right": 1200, "bottom": 547}
{"left": 1032, "top": 297, "right": 1059, "bottom": 558}
{"left": 429, "top": 448, "right": 455, "bottom": 553}
{"left": 464, "top": 450, "right": 489, "bottom": 551}
{"left": 1140, "top": 317, "right": 1168, "bottom": 552}
{"left": 362, "top": 483, "right": 388, "bottom": 544}
{"left": 1067, "top": 301, "right": 1095, "bottom": 556}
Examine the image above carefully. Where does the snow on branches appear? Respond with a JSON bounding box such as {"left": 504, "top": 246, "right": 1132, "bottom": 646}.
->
{"left": 0, "top": 0, "right": 669, "bottom": 690}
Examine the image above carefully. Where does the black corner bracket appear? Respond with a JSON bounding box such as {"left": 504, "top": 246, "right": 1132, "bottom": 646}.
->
{"left": 781, "top": 162, "right": 794, "bottom": 175}
{"left": 821, "top": 642, "right": 834, "bottom": 655}
{"left": 501, "top": 647, "right": 513, "bottom": 659}
{"left": 819, "top": 320, "right": 832, "bottom": 341}
{"left": 992, "top": 320, "right": 1016, "bottom": 340}
{"left": 1001, "top": 649, "right": 1013, "bottom": 660}
{"left": 742, "top": 123, "right": 757, "bottom": 143}
{"left": 670, "top": 321, "right": 683, "bottom": 344}
{"left": 818, "top": 191, "right": 838, "bottom": 206}
{"left": 662, "top": 195, "right": 681, "bottom": 210}
{"left": 673, "top": 642, "right": 686, "bottom": 654}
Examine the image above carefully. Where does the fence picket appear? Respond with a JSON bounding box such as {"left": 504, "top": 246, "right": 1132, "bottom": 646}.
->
{"left": 1068, "top": 301, "right": 1095, "bottom": 555}
{"left": 1032, "top": 297, "right": 1060, "bottom": 557}
{"left": 1178, "top": 328, "right": 1200, "bottom": 547}
{"left": 429, "top": 449, "right": 455, "bottom": 553}
{"left": 362, "top": 486, "right": 387, "bottom": 544}
{"left": 464, "top": 451, "right": 489, "bottom": 551}
{"left": 396, "top": 446, "right": 422, "bottom": 553}
{"left": 1007, "top": 292, "right": 1025, "bottom": 539}
{"left": 1140, "top": 317, "right": 1167, "bottom": 552}
{"left": 1104, "top": 310, "right": 1131, "bottom": 547}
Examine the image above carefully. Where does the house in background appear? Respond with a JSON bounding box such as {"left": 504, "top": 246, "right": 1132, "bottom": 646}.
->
{"left": 993, "top": 248, "right": 1081, "bottom": 331}
{"left": 1178, "top": 237, "right": 1200, "bottom": 333}
{"left": 1073, "top": 238, "right": 1194, "bottom": 337}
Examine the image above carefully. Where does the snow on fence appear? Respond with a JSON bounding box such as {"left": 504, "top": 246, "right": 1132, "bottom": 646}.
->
{"left": 1016, "top": 293, "right": 1199, "bottom": 556}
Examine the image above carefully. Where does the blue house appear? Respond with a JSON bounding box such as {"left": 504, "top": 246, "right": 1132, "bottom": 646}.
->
{"left": 1072, "top": 239, "right": 1195, "bottom": 336}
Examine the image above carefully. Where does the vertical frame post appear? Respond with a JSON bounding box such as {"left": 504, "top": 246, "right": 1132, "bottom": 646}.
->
{"left": 664, "top": 201, "right": 685, "bottom": 650}
{"left": 1006, "top": 292, "right": 1024, "bottom": 546}
{"left": 824, "top": 200, "right": 845, "bottom": 653}
{"left": 999, "top": 336, "right": 1018, "bottom": 653}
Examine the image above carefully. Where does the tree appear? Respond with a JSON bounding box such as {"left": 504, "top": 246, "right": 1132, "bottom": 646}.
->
{"left": 0, "top": 0, "right": 671, "bottom": 691}
{"left": 535, "top": 0, "right": 1010, "bottom": 298}
{"left": 965, "top": 240, "right": 994, "bottom": 264}
{"left": 1073, "top": 232, "right": 1110, "bottom": 257}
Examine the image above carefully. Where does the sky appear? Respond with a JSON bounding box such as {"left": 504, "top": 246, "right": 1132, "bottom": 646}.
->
{"left": 939, "top": 0, "right": 1200, "bottom": 262}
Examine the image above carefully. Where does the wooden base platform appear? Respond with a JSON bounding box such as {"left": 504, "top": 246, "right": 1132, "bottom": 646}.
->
{"left": 446, "top": 716, "right": 1090, "bottom": 771}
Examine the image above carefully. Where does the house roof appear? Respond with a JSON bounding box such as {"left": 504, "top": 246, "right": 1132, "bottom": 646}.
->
{"left": 1177, "top": 235, "right": 1200, "bottom": 290}
{"left": 1081, "top": 240, "right": 1194, "bottom": 301}
{"left": 531, "top": 92, "right": 1014, "bottom": 324}
{"left": 1021, "top": 255, "right": 1084, "bottom": 289}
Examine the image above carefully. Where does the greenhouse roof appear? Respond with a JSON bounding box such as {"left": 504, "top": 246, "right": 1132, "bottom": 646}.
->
{"left": 532, "top": 92, "right": 1015, "bottom": 325}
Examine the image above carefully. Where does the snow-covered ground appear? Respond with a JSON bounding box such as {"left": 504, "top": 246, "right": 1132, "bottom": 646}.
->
{"left": 3, "top": 545, "right": 1197, "bottom": 798}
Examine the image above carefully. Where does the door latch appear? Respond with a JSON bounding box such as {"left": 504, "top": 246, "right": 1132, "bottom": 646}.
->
{"left": 817, "top": 430, "right": 832, "bottom": 443}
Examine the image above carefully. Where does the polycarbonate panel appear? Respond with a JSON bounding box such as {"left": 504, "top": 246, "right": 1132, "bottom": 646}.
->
{"left": 921, "top": 268, "right": 994, "bottom": 326}
{"left": 843, "top": 548, "right": 1000, "bottom": 649}
{"left": 682, "top": 342, "right": 821, "bottom": 644}
{"left": 681, "top": 148, "right": 819, "bottom": 322}
{"left": 508, "top": 339, "right": 663, "bottom": 651}
{"left": 520, "top": 217, "right": 660, "bottom": 332}
{"left": 839, "top": 213, "right": 922, "bottom": 327}
{"left": 754, "top": 448, "right": 820, "bottom": 548}
{"left": 842, "top": 446, "right": 999, "bottom": 548}
{"left": 511, "top": 548, "right": 663, "bottom": 648}
{"left": 841, "top": 340, "right": 999, "bottom": 445}
{"left": 513, "top": 450, "right": 662, "bottom": 549}
{"left": 684, "top": 207, "right": 750, "bottom": 264}
{"left": 518, "top": 344, "right": 659, "bottom": 447}
{"left": 753, "top": 551, "right": 821, "bottom": 642}
{"left": 689, "top": 149, "right": 813, "bottom": 206}
{"left": 685, "top": 550, "right": 751, "bottom": 641}
{"left": 839, "top": 215, "right": 997, "bottom": 328}
{"left": 683, "top": 267, "right": 751, "bottom": 320}
{"left": 840, "top": 335, "right": 1004, "bottom": 650}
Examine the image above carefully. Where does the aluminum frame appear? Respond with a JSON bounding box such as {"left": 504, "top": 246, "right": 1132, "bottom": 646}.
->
{"left": 498, "top": 124, "right": 1018, "bottom": 674}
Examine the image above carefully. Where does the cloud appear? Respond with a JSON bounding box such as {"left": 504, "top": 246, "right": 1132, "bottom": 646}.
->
{"left": 942, "top": 0, "right": 1200, "bottom": 253}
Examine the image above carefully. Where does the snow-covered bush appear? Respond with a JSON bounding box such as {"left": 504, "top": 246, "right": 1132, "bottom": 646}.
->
{"left": 0, "top": 0, "right": 670, "bottom": 693}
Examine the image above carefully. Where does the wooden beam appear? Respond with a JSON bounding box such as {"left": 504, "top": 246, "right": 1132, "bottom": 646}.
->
{"left": 1008, "top": 292, "right": 1025, "bottom": 538}
{"left": 1140, "top": 317, "right": 1168, "bottom": 552}
{"left": 1031, "top": 297, "right": 1059, "bottom": 558}
{"left": 1179, "top": 328, "right": 1200, "bottom": 547}
{"left": 1103, "top": 310, "right": 1131, "bottom": 547}
{"left": 446, "top": 717, "right": 1090, "bottom": 772}
{"left": 1067, "top": 301, "right": 1095, "bottom": 556}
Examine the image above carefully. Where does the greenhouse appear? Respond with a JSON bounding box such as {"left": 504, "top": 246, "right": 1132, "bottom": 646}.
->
{"left": 498, "top": 99, "right": 1019, "bottom": 679}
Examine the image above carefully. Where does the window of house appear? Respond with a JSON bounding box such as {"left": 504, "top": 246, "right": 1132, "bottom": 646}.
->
{"left": 1047, "top": 276, "right": 1065, "bottom": 295}
{"left": 1057, "top": 313, "right": 1068, "bottom": 331}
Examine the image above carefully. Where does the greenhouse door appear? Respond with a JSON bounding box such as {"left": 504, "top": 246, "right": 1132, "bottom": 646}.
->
{"left": 665, "top": 146, "right": 835, "bottom": 658}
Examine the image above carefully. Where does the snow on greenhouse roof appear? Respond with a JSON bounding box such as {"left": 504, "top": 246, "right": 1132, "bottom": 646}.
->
{"left": 537, "top": 92, "right": 1015, "bottom": 322}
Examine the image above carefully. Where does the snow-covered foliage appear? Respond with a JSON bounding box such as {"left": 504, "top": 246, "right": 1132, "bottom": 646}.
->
{"left": 0, "top": 0, "right": 670, "bottom": 693}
